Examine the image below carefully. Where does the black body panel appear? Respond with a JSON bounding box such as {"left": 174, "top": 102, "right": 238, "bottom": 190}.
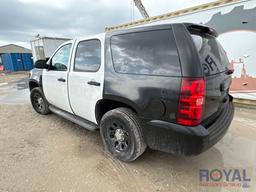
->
{"left": 103, "top": 23, "right": 234, "bottom": 155}
{"left": 172, "top": 24, "right": 203, "bottom": 77}
{"left": 104, "top": 23, "right": 231, "bottom": 123}
{"left": 143, "top": 97, "right": 234, "bottom": 155}
{"left": 184, "top": 24, "right": 232, "bottom": 120}
{"left": 203, "top": 72, "right": 232, "bottom": 120}
{"left": 104, "top": 25, "right": 182, "bottom": 123}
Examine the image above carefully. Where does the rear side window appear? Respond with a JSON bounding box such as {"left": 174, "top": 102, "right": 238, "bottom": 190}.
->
{"left": 74, "top": 40, "right": 101, "bottom": 72}
{"left": 191, "top": 34, "right": 229, "bottom": 76}
{"left": 111, "top": 29, "right": 181, "bottom": 76}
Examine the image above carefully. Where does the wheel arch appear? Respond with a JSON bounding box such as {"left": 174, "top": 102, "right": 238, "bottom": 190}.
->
{"left": 29, "top": 80, "right": 40, "bottom": 91}
{"left": 95, "top": 97, "right": 139, "bottom": 124}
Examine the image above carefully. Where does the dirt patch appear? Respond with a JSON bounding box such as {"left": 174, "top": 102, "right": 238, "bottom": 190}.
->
{"left": 0, "top": 104, "right": 255, "bottom": 192}
{"left": 0, "top": 72, "right": 28, "bottom": 84}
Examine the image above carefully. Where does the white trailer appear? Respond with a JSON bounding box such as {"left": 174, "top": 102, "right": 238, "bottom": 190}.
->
{"left": 106, "top": 0, "right": 256, "bottom": 99}
{"left": 30, "top": 37, "right": 71, "bottom": 62}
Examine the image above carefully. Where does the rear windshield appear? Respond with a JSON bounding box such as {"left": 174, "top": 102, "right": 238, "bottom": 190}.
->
{"left": 191, "top": 33, "right": 229, "bottom": 76}
{"left": 110, "top": 29, "right": 181, "bottom": 76}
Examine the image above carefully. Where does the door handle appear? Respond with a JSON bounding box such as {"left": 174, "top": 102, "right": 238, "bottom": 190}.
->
{"left": 87, "top": 81, "right": 100, "bottom": 86}
{"left": 57, "top": 78, "right": 66, "bottom": 82}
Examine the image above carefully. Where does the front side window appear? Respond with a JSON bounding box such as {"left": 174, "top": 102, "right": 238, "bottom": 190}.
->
{"left": 74, "top": 40, "right": 101, "bottom": 72}
{"left": 51, "top": 44, "right": 72, "bottom": 71}
{"left": 110, "top": 29, "right": 181, "bottom": 76}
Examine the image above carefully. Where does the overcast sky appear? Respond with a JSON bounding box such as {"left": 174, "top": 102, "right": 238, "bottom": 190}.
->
{"left": 0, "top": 0, "right": 214, "bottom": 48}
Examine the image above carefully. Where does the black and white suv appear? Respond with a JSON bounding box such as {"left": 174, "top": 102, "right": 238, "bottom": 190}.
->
{"left": 29, "top": 23, "right": 234, "bottom": 162}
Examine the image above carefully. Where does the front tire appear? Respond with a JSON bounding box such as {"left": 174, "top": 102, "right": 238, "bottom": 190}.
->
{"left": 100, "top": 107, "right": 146, "bottom": 162}
{"left": 30, "top": 87, "right": 50, "bottom": 115}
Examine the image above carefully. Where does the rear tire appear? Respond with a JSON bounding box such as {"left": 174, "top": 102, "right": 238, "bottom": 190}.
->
{"left": 100, "top": 107, "right": 146, "bottom": 162}
{"left": 30, "top": 87, "right": 50, "bottom": 115}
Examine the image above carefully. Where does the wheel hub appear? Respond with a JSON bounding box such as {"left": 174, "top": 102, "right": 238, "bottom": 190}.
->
{"left": 115, "top": 129, "right": 125, "bottom": 142}
{"left": 34, "top": 93, "right": 44, "bottom": 111}
{"left": 37, "top": 98, "right": 43, "bottom": 105}
{"left": 108, "top": 122, "right": 130, "bottom": 152}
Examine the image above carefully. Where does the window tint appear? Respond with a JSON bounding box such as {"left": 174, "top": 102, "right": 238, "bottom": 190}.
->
{"left": 51, "top": 44, "right": 71, "bottom": 71}
{"left": 74, "top": 40, "right": 101, "bottom": 72}
{"left": 111, "top": 29, "right": 181, "bottom": 76}
{"left": 191, "top": 34, "right": 229, "bottom": 76}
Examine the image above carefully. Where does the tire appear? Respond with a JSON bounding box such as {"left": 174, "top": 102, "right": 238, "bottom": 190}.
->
{"left": 100, "top": 107, "right": 146, "bottom": 162}
{"left": 30, "top": 87, "right": 50, "bottom": 115}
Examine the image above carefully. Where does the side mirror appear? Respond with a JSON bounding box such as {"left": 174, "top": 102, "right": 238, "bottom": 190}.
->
{"left": 35, "top": 59, "right": 48, "bottom": 69}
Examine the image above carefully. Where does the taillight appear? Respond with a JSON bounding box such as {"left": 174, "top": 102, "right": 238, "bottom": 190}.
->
{"left": 177, "top": 77, "right": 205, "bottom": 126}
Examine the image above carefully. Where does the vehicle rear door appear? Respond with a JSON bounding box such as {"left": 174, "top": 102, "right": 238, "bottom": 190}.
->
{"left": 42, "top": 42, "right": 74, "bottom": 113}
{"left": 68, "top": 36, "right": 104, "bottom": 123}
{"left": 189, "top": 26, "right": 232, "bottom": 120}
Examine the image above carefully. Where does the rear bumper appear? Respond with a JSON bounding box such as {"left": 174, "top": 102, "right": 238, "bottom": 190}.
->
{"left": 142, "top": 98, "right": 234, "bottom": 156}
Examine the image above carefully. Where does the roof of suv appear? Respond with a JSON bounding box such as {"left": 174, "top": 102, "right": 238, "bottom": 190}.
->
{"left": 71, "top": 23, "right": 216, "bottom": 43}
{"left": 106, "top": 23, "right": 217, "bottom": 37}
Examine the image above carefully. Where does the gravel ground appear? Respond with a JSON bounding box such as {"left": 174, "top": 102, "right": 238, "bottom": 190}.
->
{"left": 0, "top": 73, "right": 255, "bottom": 192}
{"left": 0, "top": 72, "right": 28, "bottom": 84}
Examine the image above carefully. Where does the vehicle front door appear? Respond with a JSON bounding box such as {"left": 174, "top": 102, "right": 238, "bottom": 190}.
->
{"left": 42, "top": 42, "right": 73, "bottom": 113}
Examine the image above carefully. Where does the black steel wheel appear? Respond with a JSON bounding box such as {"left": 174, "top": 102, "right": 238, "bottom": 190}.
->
{"left": 30, "top": 87, "right": 50, "bottom": 115}
{"left": 107, "top": 119, "right": 131, "bottom": 152}
{"left": 100, "top": 107, "right": 146, "bottom": 162}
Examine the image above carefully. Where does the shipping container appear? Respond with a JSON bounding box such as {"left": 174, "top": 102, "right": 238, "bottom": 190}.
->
{"left": 0, "top": 56, "right": 3, "bottom": 71}
{"left": 22, "top": 53, "right": 34, "bottom": 70}
{"left": 30, "top": 37, "right": 71, "bottom": 62}
{"left": 1, "top": 53, "right": 33, "bottom": 72}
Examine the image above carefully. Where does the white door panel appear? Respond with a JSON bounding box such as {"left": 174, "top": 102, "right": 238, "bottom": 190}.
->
{"left": 42, "top": 42, "right": 73, "bottom": 113}
{"left": 68, "top": 37, "right": 104, "bottom": 124}
{"left": 68, "top": 71, "right": 104, "bottom": 123}
{"left": 43, "top": 70, "right": 72, "bottom": 113}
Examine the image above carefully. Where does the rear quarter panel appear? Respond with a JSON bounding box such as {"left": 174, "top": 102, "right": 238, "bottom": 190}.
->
{"left": 104, "top": 27, "right": 182, "bottom": 123}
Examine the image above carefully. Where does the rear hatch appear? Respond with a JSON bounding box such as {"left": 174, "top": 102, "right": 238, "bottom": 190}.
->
{"left": 188, "top": 25, "right": 232, "bottom": 121}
